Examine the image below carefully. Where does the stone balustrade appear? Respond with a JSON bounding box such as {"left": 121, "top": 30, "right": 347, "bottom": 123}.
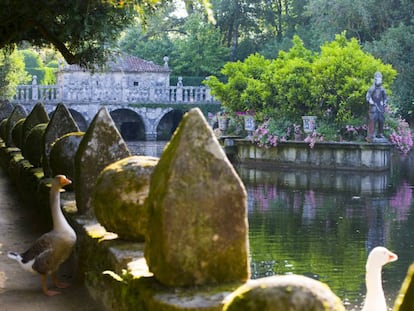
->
{"left": 12, "top": 77, "right": 216, "bottom": 104}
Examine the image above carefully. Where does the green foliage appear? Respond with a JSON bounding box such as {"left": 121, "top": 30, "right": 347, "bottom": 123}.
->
{"left": 205, "top": 53, "right": 271, "bottom": 113}
{"left": 0, "top": 0, "right": 163, "bottom": 68}
{"left": 365, "top": 23, "right": 414, "bottom": 123}
{"left": 0, "top": 50, "right": 30, "bottom": 99}
{"left": 170, "top": 13, "right": 230, "bottom": 76}
{"left": 46, "top": 60, "right": 59, "bottom": 68}
{"left": 119, "top": 24, "right": 174, "bottom": 66}
{"left": 207, "top": 34, "right": 397, "bottom": 126}
{"left": 20, "top": 49, "right": 57, "bottom": 84}
{"left": 21, "top": 50, "right": 42, "bottom": 68}
{"left": 265, "top": 36, "right": 316, "bottom": 119}
{"left": 312, "top": 33, "right": 396, "bottom": 124}
{"left": 43, "top": 67, "right": 56, "bottom": 84}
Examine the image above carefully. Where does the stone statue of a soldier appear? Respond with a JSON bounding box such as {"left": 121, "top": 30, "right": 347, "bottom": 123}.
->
{"left": 366, "top": 72, "right": 388, "bottom": 142}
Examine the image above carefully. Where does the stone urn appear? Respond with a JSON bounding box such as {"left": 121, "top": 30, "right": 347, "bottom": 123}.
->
{"left": 302, "top": 116, "right": 317, "bottom": 134}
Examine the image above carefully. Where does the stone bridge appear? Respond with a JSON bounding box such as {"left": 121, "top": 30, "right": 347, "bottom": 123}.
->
{"left": 17, "top": 101, "right": 214, "bottom": 141}
{"left": 12, "top": 76, "right": 221, "bottom": 141}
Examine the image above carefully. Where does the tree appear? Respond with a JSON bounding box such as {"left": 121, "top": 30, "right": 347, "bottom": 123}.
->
{"left": 205, "top": 53, "right": 272, "bottom": 113}
{"left": 21, "top": 49, "right": 56, "bottom": 85}
{"left": 119, "top": 7, "right": 230, "bottom": 78}
{"left": 119, "top": 26, "right": 175, "bottom": 66}
{"left": 0, "top": 51, "right": 30, "bottom": 100}
{"left": 0, "top": 0, "right": 211, "bottom": 69}
{"left": 170, "top": 13, "right": 230, "bottom": 76}
{"left": 365, "top": 24, "right": 414, "bottom": 123}
{"left": 312, "top": 33, "right": 396, "bottom": 124}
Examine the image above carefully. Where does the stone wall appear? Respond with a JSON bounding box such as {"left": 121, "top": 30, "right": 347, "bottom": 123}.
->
{"left": 0, "top": 102, "right": 253, "bottom": 310}
{"left": 231, "top": 139, "right": 394, "bottom": 171}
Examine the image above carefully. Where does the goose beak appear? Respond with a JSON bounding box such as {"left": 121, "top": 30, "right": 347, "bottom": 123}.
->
{"left": 388, "top": 251, "right": 398, "bottom": 262}
{"left": 58, "top": 175, "right": 72, "bottom": 187}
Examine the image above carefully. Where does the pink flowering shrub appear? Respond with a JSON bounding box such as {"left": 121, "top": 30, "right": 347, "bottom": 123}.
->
{"left": 388, "top": 117, "right": 413, "bottom": 155}
{"left": 251, "top": 120, "right": 279, "bottom": 147}
{"left": 251, "top": 115, "right": 413, "bottom": 154}
{"left": 251, "top": 118, "right": 295, "bottom": 147}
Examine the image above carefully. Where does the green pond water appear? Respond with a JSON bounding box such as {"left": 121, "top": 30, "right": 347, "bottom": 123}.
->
{"left": 130, "top": 141, "right": 414, "bottom": 310}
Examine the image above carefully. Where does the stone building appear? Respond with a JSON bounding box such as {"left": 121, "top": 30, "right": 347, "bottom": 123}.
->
{"left": 56, "top": 54, "right": 171, "bottom": 103}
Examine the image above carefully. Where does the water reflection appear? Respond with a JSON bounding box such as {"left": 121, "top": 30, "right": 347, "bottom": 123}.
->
{"left": 128, "top": 141, "right": 414, "bottom": 311}
{"left": 240, "top": 162, "right": 414, "bottom": 310}
{"left": 127, "top": 140, "right": 169, "bottom": 157}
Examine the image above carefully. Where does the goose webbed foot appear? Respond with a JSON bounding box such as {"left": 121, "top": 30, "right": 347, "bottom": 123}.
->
{"left": 42, "top": 275, "right": 61, "bottom": 296}
{"left": 53, "top": 273, "right": 71, "bottom": 289}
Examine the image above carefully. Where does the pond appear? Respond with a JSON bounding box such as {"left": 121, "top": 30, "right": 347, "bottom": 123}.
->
{"left": 128, "top": 140, "right": 414, "bottom": 311}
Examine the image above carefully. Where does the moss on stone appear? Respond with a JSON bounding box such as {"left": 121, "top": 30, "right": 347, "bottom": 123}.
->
{"left": 393, "top": 263, "right": 414, "bottom": 311}
{"left": 22, "top": 123, "right": 48, "bottom": 167}
{"left": 11, "top": 118, "right": 25, "bottom": 148}
{"left": 0, "top": 118, "right": 7, "bottom": 140}
{"left": 74, "top": 107, "right": 131, "bottom": 215}
{"left": 0, "top": 100, "right": 14, "bottom": 122}
{"left": 223, "top": 275, "right": 345, "bottom": 311}
{"left": 21, "top": 103, "right": 49, "bottom": 144}
{"left": 93, "top": 155, "right": 158, "bottom": 241}
{"left": 5, "top": 104, "right": 26, "bottom": 146}
{"left": 49, "top": 131, "right": 84, "bottom": 190}
{"left": 42, "top": 103, "right": 80, "bottom": 177}
{"left": 145, "top": 108, "right": 249, "bottom": 287}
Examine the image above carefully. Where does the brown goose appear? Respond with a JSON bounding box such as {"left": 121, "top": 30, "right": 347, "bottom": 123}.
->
{"left": 8, "top": 175, "right": 77, "bottom": 296}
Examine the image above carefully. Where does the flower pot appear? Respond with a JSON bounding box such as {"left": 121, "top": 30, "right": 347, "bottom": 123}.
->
{"left": 218, "top": 116, "right": 229, "bottom": 131}
{"left": 244, "top": 115, "right": 255, "bottom": 131}
{"left": 302, "top": 116, "right": 317, "bottom": 134}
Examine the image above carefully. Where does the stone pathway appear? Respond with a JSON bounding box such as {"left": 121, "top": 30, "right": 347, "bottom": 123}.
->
{"left": 0, "top": 168, "right": 102, "bottom": 311}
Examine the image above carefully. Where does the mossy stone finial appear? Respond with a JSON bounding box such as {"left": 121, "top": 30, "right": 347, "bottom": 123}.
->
{"left": 393, "top": 263, "right": 414, "bottom": 311}
{"left": 49, "top": 132, "right": 84, "bottom": 190}
{"left": 0, "top": 100, "right": 15, "bottom": 122}
{"left": 11, "top": 118, "right": 26, "bottom": 148}
{"left": 145, "top": 107, "right": 249, "bottom": 287}
{"left": 22, "top": 123, "right": 48, "bottom": 167}
{"left": 21, "top": 103, "right": 50, "bottom": 144}
{"left": 223, "top": 275, "right": 346, "bottom": 311}
{"left": 5, "top": 104, "right": 27, "bottom": 147}
{"left": 42, "top": 103, "right": 80, "bottom": 177}
{"left": 75, "top": 107, "right": 131, "bottom": 215}
{"left": 0, "top": 118, "right": 7, "bottom": 141}
{"left": 93, "top": 155, "right": 159, "bottom": 241}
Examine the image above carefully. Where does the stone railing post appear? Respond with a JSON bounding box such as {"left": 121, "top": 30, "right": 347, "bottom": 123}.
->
{"left": 32, "top": 75, "right": 38, "bottom": 101}
{"left": 176, "top": 77, "right": 183, "bottom": 102}
{"left": 205, "top": 87, "right": 212, "bottom": 102}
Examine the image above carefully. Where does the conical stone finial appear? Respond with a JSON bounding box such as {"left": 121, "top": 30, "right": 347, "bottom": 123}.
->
{"left": 145, "top": 107, "right": 250, "bottom": 287}
{"left": 75, "top": 107, "right": 131, "bottom": 215}
{"left": 5, "top": 105, "right": 27, "bottom": 147}
{"left": 42, "top": 103, "right": 80, "bottom": 177}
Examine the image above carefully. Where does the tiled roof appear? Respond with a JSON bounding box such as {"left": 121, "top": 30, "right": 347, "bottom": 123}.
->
{"left": 62, "top": 54, "right": 169, "bottom": 73}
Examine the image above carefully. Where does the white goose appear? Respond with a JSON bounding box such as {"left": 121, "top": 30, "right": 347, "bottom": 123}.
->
{"left": 362, "top": 246, "right": 398, "bottom": 311}
{"left": 8, "top": 175, "right": 77, "bottom": 296}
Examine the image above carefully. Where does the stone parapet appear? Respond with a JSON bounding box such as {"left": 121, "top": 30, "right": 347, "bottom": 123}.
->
{"left": 233, "top": 139, "right": 394, "bottom": 171}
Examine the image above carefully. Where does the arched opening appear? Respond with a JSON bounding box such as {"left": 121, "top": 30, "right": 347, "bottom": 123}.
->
{"left": 110, "top": 109, "right": 145, "bottom": 141}
{"left": 157, "top": 109, "right": 184, "bottom": 140}
{"left": 68, "top": 109, "right": 88, "bottom": 132}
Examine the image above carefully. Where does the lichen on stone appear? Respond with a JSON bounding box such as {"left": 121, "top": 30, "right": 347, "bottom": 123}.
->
{"left": 74, "top": 107, "right": 131, "bottom": 215}
{"left": 145, "top": 108, "right": 250, "bottom": 287}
